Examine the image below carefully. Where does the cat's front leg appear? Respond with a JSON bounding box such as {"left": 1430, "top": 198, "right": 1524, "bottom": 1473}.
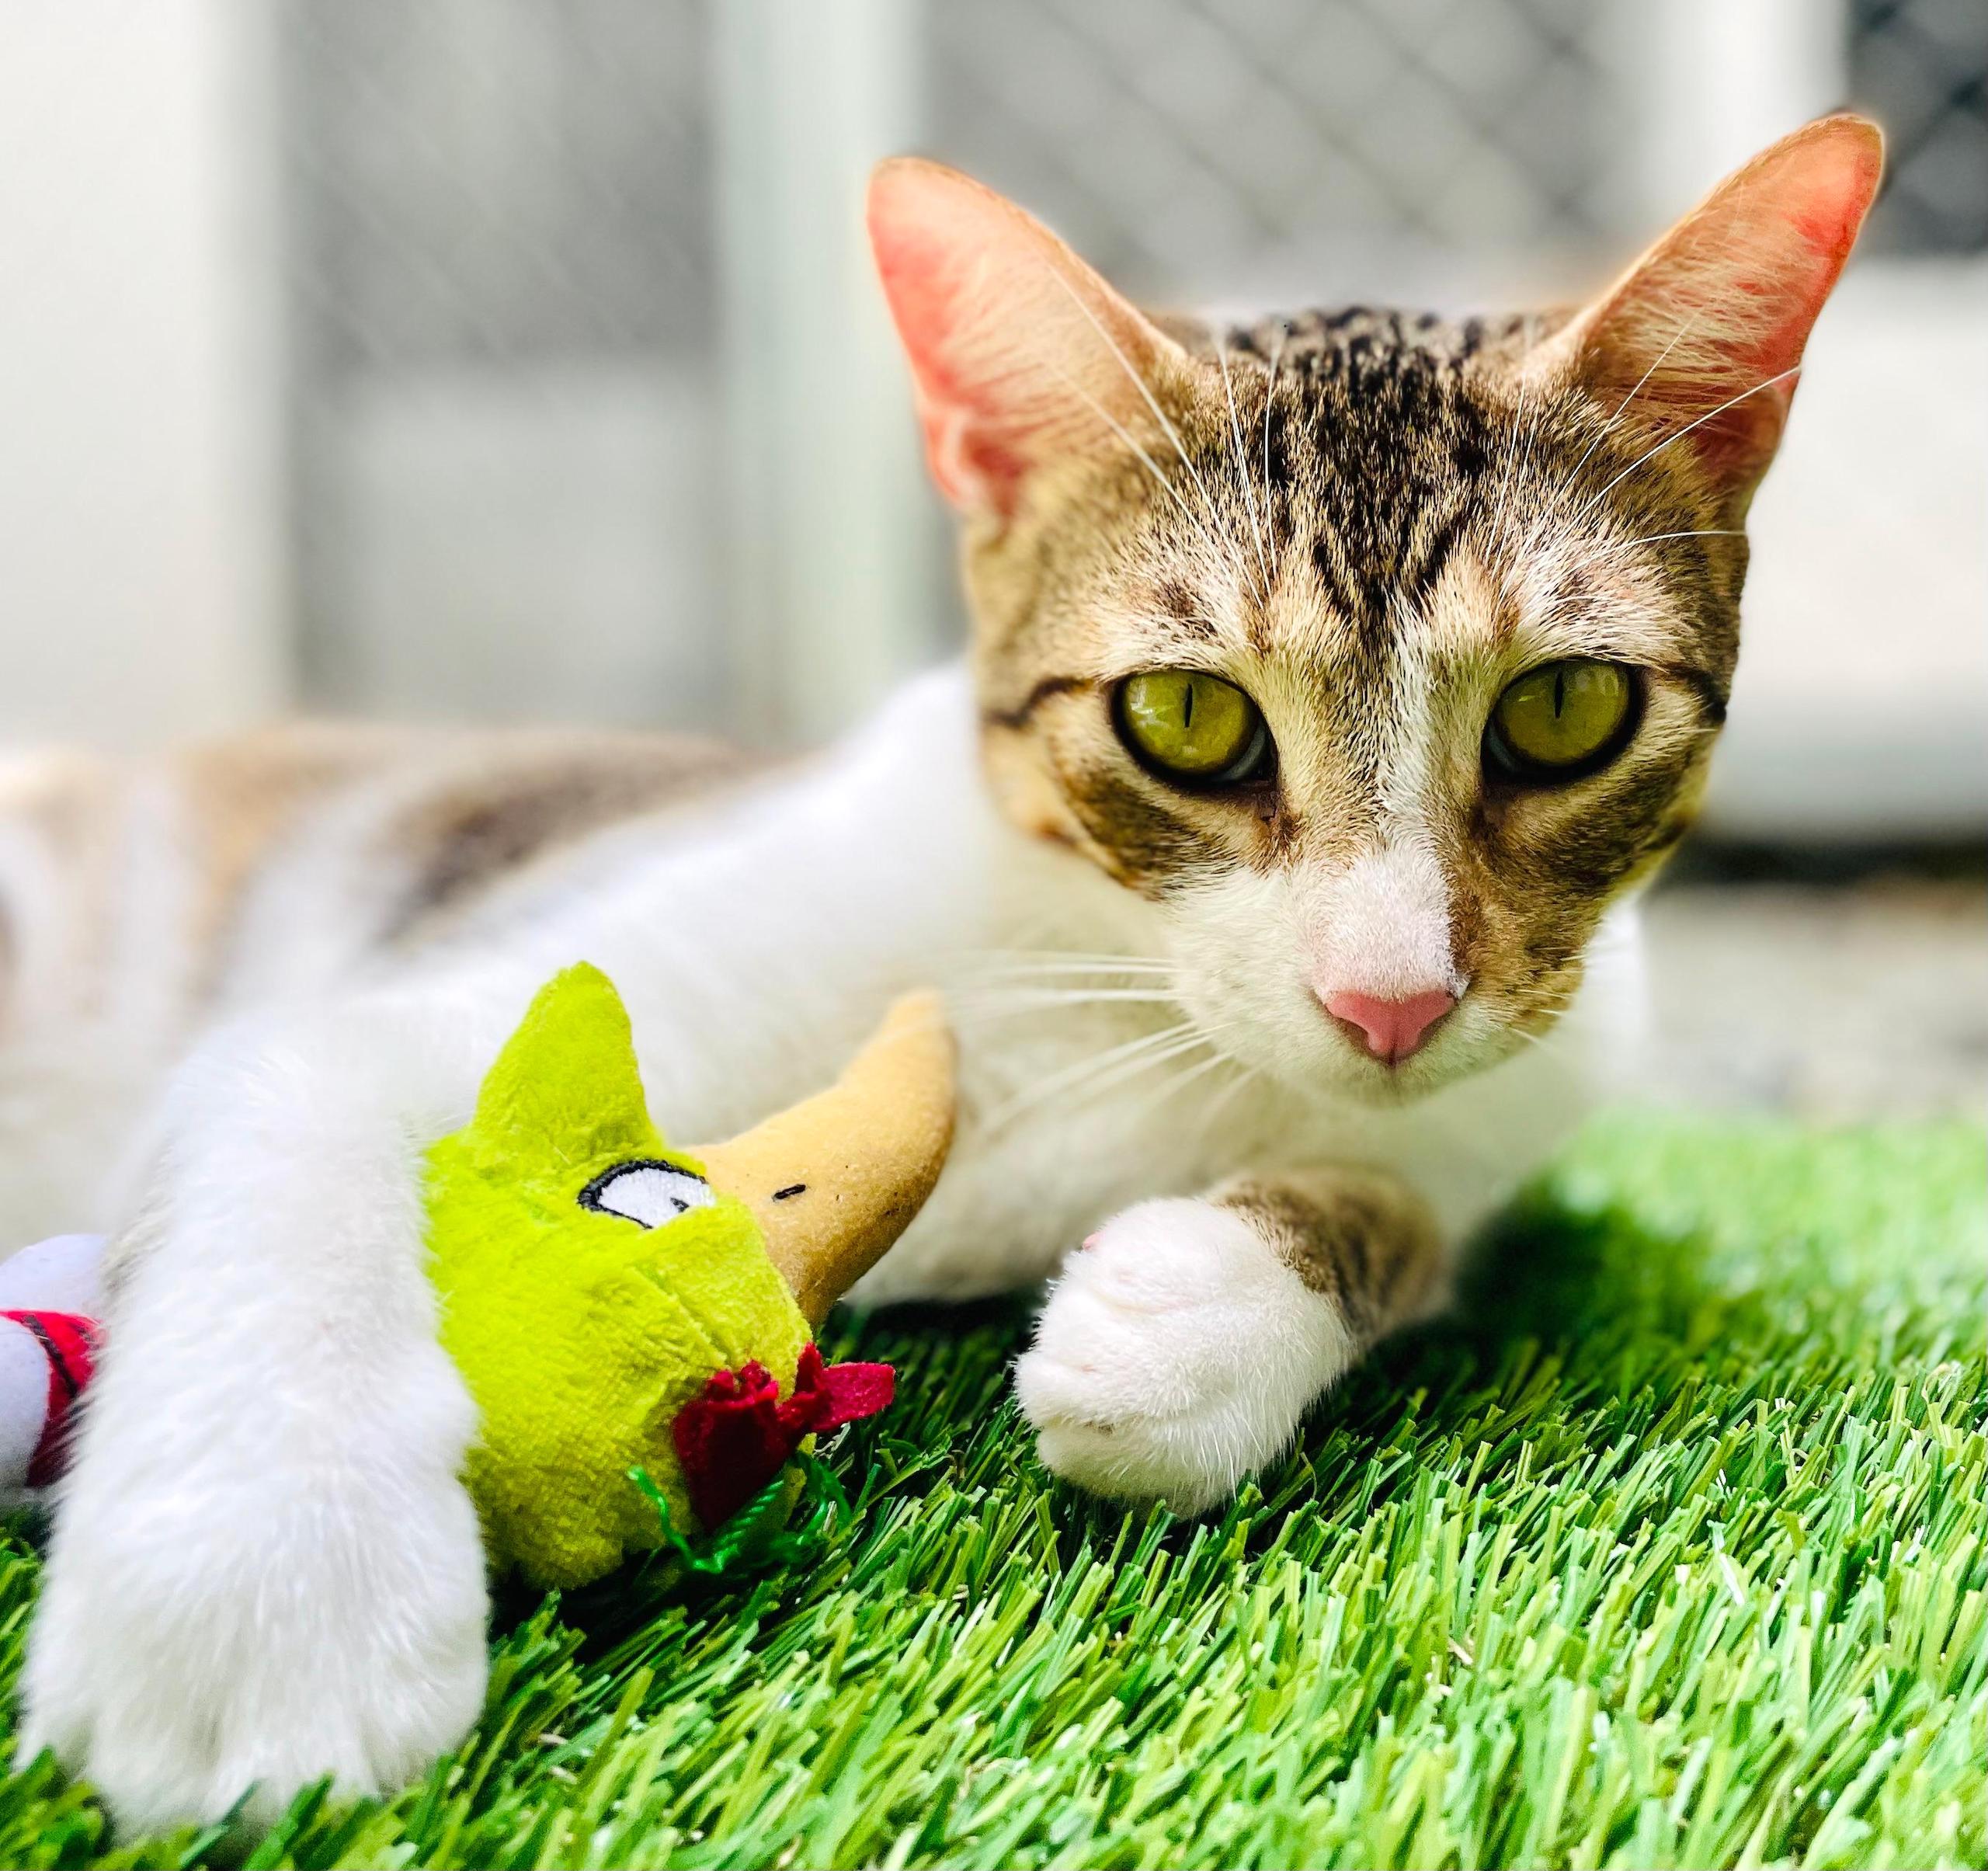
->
{"left": 19, "top": 982, "right": 516, "bottom": 1834}
{"left": 1015, "top": 1169, "right": 1448, "bottom": 1513}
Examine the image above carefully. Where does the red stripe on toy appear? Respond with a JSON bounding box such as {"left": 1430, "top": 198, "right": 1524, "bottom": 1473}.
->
{"left": 2, "top": 1309, "right": 100, "bottom": 1487}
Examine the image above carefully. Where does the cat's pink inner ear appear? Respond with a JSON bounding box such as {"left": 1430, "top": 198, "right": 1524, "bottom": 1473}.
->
{"left": 867, "top": 156, "right": 1180, "bottom": 516}
{"left": 1544, "top": 114, "right": 1883, "bottom": 492}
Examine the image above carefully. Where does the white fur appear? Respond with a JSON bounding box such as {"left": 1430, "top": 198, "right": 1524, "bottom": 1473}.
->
{"left": 1017, "top": 1198, "right": 1357, "bottom": 1513}
{"left": 0, "top": 770, "right": 197, "bottom": 1241}
{"left": 4, "top": 664, "right": 1628, "bottom": 1828}
{"left": 1297, "top": 840, "right": 1467, "bottom": 1004}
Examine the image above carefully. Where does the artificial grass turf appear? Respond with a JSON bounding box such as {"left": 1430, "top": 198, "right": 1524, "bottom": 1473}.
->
{"left": 0, "top": 1114, "right": 1980, "bottom": 1870}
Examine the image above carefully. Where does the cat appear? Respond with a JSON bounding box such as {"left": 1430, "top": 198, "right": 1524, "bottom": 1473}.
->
{"left": 4, "top": 115, "right": 1879, "bottom": 1831}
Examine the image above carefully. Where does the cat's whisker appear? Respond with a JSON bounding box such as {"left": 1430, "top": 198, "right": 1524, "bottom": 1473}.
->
{"left": 954, "top": 983, "right": 1176, "bottom": 1010}
{"left": 1051, "top": 1019, "right": 1249, "bottom": 1123}
{"left": 1198, "top": 1054, "right": 1263, "bottom": 1129}
{"left": 1260, "top": 322, "right": 1288, "bottom": 560}
{"left": 1120, "top": 1042, "right": 1239, "bottom": 1129}
{"left": 959, "top": 945, "right": 1174, "bottom": 966}
{"left": 1486, "top": 329, "right": 1534, "bottom": 562}
{"left": 1042, "top": 350, "right": 1231, "bottom": 568}
{"left": 999, "top": 1014, "right": 1198, "bottom": 1079}
{"left": 950, "top": 986, "right": 1179, "bottom": 1006}
{"left": 1508, "top": 982, "right": 1587, "bottom": 1031}
{"left": 980, "top": 1020, "right": 1214, "bottom": 1134}
{"left": 958, "top": 953, "right": 1176, "bottom": 982}
{"left": 1565, "top": 364, "right": 1802, "bottom": 541}
{"left": 999, "top": 1007, "right": 1249, "bottom": 1129}
{"left": 1552, "top": 527, "right": 1748, "bottom": 583}
{"left": 1216, "top": 332, "right": 1272, "bottom": 600}
{"left": 944, "top": 989, "right": 1182, "bottom": 1033}
{"left": 938, "top": 1008, "right": 1165, "bottom": 1048}
{"left": 1513, "top": 306, "right": 1708, "bottom": 569}
{"left": 1041, "top": 263, "right": 1246, "bottom": 586}
{"left": 962, "top": 956, "right": 1175, "bottom": 973}
{"left": 1499, "top": 368, "right": 1554, "bottom": 596}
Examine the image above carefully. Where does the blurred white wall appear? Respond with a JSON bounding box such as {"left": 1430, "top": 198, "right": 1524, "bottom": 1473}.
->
{"left": 0, "top": 0, "right": 287, "bottom": 750}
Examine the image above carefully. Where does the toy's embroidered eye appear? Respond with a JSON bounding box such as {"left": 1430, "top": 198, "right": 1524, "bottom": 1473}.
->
{"left": 579, "top": 1160, "right": 714, "bottom": 1228}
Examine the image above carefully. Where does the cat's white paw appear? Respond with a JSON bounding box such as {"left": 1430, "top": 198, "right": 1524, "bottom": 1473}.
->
{"left": 1015, "top": 1198, "right": 1355, "bottom": 1515}
{"left": 20, "top": 1445, "right": 490, "bottom": 1835}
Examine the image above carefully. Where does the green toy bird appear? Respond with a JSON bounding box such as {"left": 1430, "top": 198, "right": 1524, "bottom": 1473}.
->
{"left": 422, "top": 963, "right": 955, "bottom": 1590}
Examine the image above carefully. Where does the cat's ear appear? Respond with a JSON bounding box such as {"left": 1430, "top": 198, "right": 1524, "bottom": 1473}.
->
{"left": 868, "top": 156, "right": 1190, "bottom": 516}
{"left": 465, "top": 963, "right": 659, "bottom": 1166}
{"left": 1531, "top": 114, "right": 1882, "bottom": 500}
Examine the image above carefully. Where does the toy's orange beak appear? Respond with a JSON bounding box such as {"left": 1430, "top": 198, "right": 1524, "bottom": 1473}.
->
{"left": 691, "top": 992, "right": 956, "bottom": 1326}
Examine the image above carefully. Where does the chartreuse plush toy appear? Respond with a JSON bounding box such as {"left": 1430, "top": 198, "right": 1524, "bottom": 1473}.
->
{"left": 0, "top": 965, "right": 956, "bottom": 1594}
{"left": 425, "top": 963, "right": 955, "bottom": 1589}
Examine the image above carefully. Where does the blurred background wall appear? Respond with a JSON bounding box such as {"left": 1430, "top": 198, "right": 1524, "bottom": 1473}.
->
{"left": 0, "top": 0, "right": 1981, "bottom": 842}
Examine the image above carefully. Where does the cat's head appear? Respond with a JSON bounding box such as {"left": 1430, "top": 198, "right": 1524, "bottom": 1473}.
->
{"left": 871, "top": 117, "right": 1881, "bottom": 1103}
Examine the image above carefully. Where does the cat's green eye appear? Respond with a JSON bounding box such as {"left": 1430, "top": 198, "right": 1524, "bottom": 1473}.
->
{"left": 1486, "top": 659, "right": 1637, "bottom": 781}
{"left": 1116, "top": 670, "right": 1272, "bottom": 786}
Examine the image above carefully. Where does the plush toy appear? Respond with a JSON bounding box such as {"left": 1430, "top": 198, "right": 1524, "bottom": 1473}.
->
{"left": 0, "top": 1233, "right": 105, "bottom": 1494}
{"left": 0, "top": 965, "right": 956, "bottom": 1591}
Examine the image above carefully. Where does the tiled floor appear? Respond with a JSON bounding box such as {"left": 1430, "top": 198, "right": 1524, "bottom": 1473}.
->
{"left": 1640, "top": 871, "right": 1986, "bottom": 1119}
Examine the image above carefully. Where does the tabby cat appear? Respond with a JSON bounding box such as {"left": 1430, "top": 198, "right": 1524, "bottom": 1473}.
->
{"left": 5, "top": 116, "right": 1879, "bottom": 1829}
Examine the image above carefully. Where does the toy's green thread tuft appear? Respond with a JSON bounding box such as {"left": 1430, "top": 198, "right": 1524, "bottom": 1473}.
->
{"left": 628, "top": 1452, "right": 849, "bottom": 1582}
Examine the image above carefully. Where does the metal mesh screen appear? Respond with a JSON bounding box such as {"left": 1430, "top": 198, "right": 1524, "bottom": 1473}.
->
{"left": 1851, "top": 0, "right": 1988, "bottom": 252}
{"left": 280, "top": 0, "right": 713, "bottom": 369}
{"left": 929, "top": 0, "right": 1615, "bottom": 295}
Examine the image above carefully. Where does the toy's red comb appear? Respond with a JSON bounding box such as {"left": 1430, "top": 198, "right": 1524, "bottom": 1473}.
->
{"left": 672, "top": 1344, "right": 893, "bottom": 1529}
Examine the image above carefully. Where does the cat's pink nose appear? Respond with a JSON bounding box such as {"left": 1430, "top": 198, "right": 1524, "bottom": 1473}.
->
{"left": 1322, "top": 988, "right": 1456, "bottom": 1064}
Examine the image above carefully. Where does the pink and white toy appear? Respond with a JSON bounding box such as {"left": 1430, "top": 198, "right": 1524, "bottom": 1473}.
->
{"left": 0, "top": 1233, "right": 106, "bottom": 1498}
